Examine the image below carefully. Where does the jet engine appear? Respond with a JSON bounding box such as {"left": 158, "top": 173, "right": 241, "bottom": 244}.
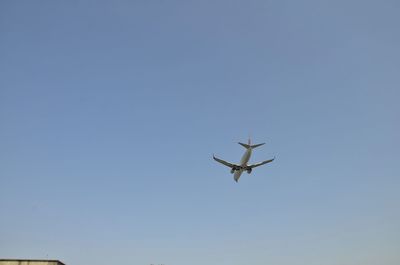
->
{"left": 230, "top": 168, "right": 235, "bottom": 174}
{"left": 247, "top": 168, "right": 252, "bottom": 174}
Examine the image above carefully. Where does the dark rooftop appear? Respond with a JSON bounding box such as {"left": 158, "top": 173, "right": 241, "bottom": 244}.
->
{"left": 0, "top": 260, "right": 65, "bottom": 265}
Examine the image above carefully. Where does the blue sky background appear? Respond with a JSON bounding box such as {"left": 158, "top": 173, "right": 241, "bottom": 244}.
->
{"left": 1, "top": 1, "right": 399, "bottom": 265}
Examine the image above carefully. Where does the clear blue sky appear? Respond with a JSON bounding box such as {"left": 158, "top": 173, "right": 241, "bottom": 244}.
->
{"left": 1, "top": 1, "right": 399, "bottom": 265}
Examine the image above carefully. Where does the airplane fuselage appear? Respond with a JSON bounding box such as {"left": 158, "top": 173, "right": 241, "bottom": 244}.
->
{"left": 234, "top": 147, "right": 252, "bottom": 181}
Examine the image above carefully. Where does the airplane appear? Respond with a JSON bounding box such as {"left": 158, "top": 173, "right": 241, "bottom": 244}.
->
{"left": 213, "top": 139, "right": 275, "bottom": 182}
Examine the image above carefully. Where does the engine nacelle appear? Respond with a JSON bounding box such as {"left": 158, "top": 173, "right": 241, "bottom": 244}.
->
{"left": 230, "top": 168, "right": 235, "bottom": 174}
{"left": 247, "top": 168, "right": 252, "bottom": 174}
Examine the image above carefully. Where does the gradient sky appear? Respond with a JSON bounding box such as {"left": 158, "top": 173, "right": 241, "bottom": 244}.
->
{"left": 1, "top": 1, "right": 399, "bottom": 265}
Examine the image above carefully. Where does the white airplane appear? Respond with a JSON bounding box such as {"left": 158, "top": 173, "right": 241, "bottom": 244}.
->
{"left": 213, "top": 139, "right": 275, "bottom": 182}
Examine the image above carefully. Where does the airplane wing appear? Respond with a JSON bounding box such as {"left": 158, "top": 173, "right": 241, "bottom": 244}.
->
{"left": 213, "top": 155, "right": 238, "bottom": 169}
{"left": 247, "top": 157, "right": 275, "bottom": 169}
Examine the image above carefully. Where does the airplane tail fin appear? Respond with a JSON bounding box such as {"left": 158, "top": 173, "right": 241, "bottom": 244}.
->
{"left": 238, "top": 142, "right": 265, "bottom": 149}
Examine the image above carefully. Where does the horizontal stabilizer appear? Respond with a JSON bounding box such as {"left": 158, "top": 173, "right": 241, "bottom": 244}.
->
{"left": 239, "top": 142, "right": 265, "bottom": 149}
{"left": 238, "top": 142, "right": 251, "bottom": 149}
